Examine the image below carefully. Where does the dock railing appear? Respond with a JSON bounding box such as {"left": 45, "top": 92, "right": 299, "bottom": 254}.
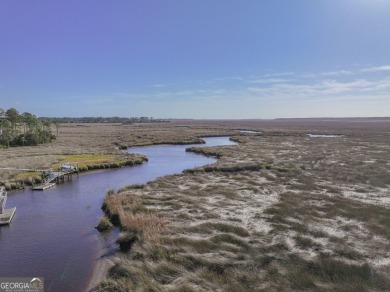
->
{"left": 43, "top": 172, "right": 59, "bottom": 184}
{"left": 0, "top": 187, "right": 6, "bottom": 214}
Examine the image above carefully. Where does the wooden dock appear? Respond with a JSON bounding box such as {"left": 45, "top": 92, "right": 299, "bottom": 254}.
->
{"left": 32, "top": 164, "right": 78, "bottom": 191}
{"left": 32, "top": 182, "right": 56, "bottom": 191}
{"left": 0, "top": 207, "right": 16, "bottom": 225}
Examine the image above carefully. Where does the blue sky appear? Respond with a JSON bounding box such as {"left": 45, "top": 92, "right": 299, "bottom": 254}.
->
{"left": 1, "top": 0, "right": 390, "bottom": 119}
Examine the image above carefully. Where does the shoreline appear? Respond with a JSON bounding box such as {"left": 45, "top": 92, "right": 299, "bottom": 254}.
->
{"left": 86, "top": 228, "right": 120, "bottom": 291}
{"left": 86, "top": 251, "right": 115, "bottom": 292}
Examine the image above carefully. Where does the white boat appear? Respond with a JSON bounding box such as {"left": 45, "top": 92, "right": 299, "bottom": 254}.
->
{"left": 60, "top": 163, "right": 77, "bottom": 171}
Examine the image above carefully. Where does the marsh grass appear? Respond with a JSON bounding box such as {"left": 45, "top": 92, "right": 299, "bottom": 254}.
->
{"left": 14, "top": 120, "right": 385, "bottom": 291}
{"left": 0, "top": 152, "right": 147, "bottom": 188}
{"left": 294, "top": 235, "right": 319, "bottom": 250}
{"left": 56, "top": 153, "right": 147, "bottom": 173}
{"left": 119, "top": 211, "right": 167, "bottom": 243}
{"left": 187, "top": 222, "right": 250, "bottom": 237}
{"left": 286, "top": 254, "right": 388, "bottom": 291}
{"left": 101, "top": 158, "right": 390, "bottom": 290}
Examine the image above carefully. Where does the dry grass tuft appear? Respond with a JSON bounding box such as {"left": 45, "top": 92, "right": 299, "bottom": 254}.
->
{"left": 119, "top": 210, "right": 168, "bottom": 244}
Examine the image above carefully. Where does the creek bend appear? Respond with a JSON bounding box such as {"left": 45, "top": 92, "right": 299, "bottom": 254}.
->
{"left": 0, "top": 137, "right": 236, "bottom": 292}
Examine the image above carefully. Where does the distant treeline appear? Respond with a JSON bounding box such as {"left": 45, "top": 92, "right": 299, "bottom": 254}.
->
{"left": 41, "top": 116, "right": 170, "bottom": 124}
{"left": 0, "top": 107, "right": 55, "bottom": 147}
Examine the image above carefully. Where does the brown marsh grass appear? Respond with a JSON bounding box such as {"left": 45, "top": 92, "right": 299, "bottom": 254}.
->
{"left": 94, "top": 118, "right": 390, "bottom": 291}
{"left": 1, "top": 119, "right": 389, "bottom": 290}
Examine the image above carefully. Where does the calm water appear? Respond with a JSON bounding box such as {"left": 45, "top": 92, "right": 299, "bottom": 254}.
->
{"left": 0, "top": 137, "right": 236, "bottom": 292}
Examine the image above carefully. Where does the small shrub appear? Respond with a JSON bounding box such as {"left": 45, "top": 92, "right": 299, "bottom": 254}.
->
{"left": 96, "top": 216, "right": 113, "bottom": 232}
{"left": 117, "top": 232, "right": 139, "bottom": 252}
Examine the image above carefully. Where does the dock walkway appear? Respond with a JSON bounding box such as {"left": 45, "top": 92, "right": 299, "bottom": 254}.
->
{"left": 0, "top": 207, "right": 16, "bottom": 225}
{"left": 32, "top": 183, "right": 56, "bottom": 191}
{"left": 0, "top": 187, "right": 16, "bottom": 225}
